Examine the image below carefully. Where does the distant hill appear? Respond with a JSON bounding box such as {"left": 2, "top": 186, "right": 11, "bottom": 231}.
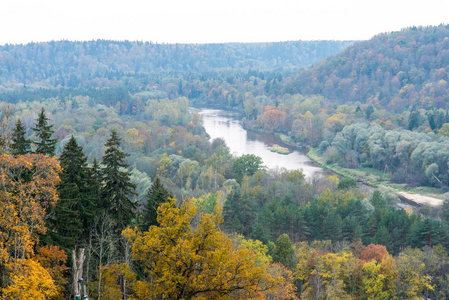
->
{"left": 284, "top": 25, "right": 449, "bottom": 111}
{"left": 0, "top": 40, "right": 354, "bottom": 89}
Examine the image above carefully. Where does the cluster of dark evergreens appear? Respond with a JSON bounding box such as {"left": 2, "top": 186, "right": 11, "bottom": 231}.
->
{"left": 9, "top": 109, "right": 173, "bottom": 289}
{"left": 222, "top": 170, "right": 449, "bottom": 256}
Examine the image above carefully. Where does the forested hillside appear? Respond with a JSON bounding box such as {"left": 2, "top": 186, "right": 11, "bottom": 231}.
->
{"left": 284, "top": 25, "right": 449, "bottom": 111}
{"left": 0, "top": 40, "right": 353, "bottom": 89}
{"left": 245, "top": 25, "right": 449, "bottom": 189}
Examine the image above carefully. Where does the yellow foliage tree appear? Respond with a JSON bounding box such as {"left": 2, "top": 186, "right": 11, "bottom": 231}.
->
{"left": 156, "top": 153, "right": 171, "bottom": 178}
{"left": 0, "top": 154, "right": 61, "bottom": 297}
{"left": 231, "top": 233, "right": 273, "bottom": 266}
{"left": 395, "top": 248, "right": 434, "bottom": 299}
{"left": 89, "top": 265, "right": 122, "bottom": 300}
{"left": 361, "top": 256, "right": 396, "bottom": 300}
{"left": 123, "top": 197, "right": 287, "bottom": 300}
{"left": 2, "top": 258, "right": 59, "bottom": 300}
{"left": 297, "top": 249, "right": 354, "bottom": 299}
{"left": 35, "top": 245, "right": 68, "bottom": 295}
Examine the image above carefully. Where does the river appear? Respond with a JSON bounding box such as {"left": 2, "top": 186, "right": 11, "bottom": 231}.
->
{"left": 199, "top": 108, "right": 333, "bottom": 179}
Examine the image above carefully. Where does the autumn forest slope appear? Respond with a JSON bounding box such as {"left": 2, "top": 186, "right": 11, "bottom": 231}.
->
{"left": 284, "top": 25, "right": 449, "bottom": 111}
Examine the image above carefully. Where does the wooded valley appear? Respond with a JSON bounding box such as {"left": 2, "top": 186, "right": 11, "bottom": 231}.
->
{"left": 1, "top": 25, "right": 449, "bottom": 299}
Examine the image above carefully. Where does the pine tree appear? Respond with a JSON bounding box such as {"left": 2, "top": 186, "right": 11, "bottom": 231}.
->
{"left": 371, "top": 190, "right": 387, "bottom": 210}
{"left": 415, "top": 218, "right": 438, "bottom": 248}
{"left": 373, "top": 225, "right": 393, "bottom": 252}
{"left": 32, "top": 107, "right": 57, "bottom": 156}
{"left": 440, "top": 199, "right": 449, "bottom": 223}
{"left": 101, "top": 130, "right": 137, "bottom": 232}
{"left": 323, "top": 210, "right": 343, "bottom": 243}
{"left": 140, "top": 177, "right": 172, "bottom": 231}
{"left": 223, "top": 189, "right": 244, "bottom": 234}
{"left": 10, "top": 119, "right": 31, "bottom": 156}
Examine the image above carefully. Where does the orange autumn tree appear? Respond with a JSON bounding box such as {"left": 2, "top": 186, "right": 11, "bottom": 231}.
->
{"left": 0, "top": 154, "right": 62, "bottom": 298}
{"left": 124, "top": 197, "right": 289, "bottom": 300}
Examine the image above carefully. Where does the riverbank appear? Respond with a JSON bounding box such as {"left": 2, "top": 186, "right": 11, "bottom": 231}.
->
{"left": 198, "top": 108, "right": 333, "bottom": 177}
{"left": 307, "top": 148, "right": 445, "bottom": 207}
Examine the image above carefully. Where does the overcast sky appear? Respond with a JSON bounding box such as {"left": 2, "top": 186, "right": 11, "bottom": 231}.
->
{"left": 1, "top": 0, "right": 448, "bottom": 45}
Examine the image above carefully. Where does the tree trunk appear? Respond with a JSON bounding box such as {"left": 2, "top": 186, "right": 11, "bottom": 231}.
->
{"left": 73, "top": 248, "right": 85, "bottom": 299}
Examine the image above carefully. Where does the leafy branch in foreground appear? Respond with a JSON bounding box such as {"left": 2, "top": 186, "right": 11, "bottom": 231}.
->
{"left": 123, "top": 197, "right": 293, "bottom": 300}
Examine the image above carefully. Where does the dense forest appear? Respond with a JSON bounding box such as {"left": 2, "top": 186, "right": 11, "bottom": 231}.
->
{"left": 284, "top": 25, "right": 449, "bottom": 110}
{"left": 0, "top": 40, "right": 353, "bottom": 89}
{"left": 1, "top": 25, "right": 449, "bottom": 299}
{"left": 245, "top": 25, "right": 449, "bottom": 189}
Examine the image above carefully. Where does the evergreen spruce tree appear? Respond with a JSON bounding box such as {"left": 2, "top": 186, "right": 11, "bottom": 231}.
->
{"left": 46, "top": 136, "right": 93, "bottom": 251}
{"left": 32, "top": 107, "right": 57, "bottom": 156}
{"left": 101, "top": 130, "right": 137, "bottom": 233}
{"left": 89, "top": 157, "right": 103, "bottom": 201}
{"left": 355, "top": 105, "right": 364, "bottom": 118}
{"left": 141, "top": 177, "right": 172, "bottom": 231}
{"left": 10, "top": 119, "right": 31, "bottom": 156}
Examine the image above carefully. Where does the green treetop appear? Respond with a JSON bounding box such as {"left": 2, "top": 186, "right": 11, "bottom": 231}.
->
{"left": 232, "top": 154, "right": 264, "bottom": 182}
{"left": 32, "top": 107, "right": 57, "bottom": 156}
{"left": 10, "top": 119, "right": 31, "bottom": 156}
{"left": 272, "top": 233, "right": 296, "bottom": 270}
{"left": 101, "top": 130, "right": 137, "bottom": 232}
{"left": 140, "top": 177, "right": 172, "bottom": 231}
{"left": 46, "top": 135, "right": 94, "bottom": 251}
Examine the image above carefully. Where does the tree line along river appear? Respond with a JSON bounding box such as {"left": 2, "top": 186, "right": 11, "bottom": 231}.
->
{"left": 197, "top": 108, "right": 443, "bottom": 210}
{"left": 198, "top": 108, "right": 333, "bottom": 179}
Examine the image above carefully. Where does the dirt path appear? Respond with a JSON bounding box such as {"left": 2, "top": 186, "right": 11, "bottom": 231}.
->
{"left": 397, "top": 191, "right": 444, "bottom": 207}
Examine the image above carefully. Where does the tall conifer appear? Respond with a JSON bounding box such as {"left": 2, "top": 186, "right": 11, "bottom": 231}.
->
{"left": 47, "top": 136, "right": 93, "bottom": 250}
{"left": 101, "top": 130, "right": 137, "bottom": 232}
{"left": 10, "top": 119, "right": 31, "bottom": 156}
{"left": 32, "top": 107, "right": 57, "bottom": 156}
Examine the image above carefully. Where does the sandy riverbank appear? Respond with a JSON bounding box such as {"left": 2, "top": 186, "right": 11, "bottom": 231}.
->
{"left": 397, "top": 191, "right": 444, "bottom": 207}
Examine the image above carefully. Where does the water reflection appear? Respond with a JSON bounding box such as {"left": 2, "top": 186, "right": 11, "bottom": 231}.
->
{"left": 199, "top": 108, "right": 332, "bottom": 179}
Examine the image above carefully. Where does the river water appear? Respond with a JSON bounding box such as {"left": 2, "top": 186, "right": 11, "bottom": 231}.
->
{"left": 199, "top": 108, "right": 333, "bottom": 179}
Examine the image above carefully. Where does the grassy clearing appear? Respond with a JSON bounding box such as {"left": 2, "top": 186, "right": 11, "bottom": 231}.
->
{"left": 270, "top": 144, "right": 290, "bottom": 154}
